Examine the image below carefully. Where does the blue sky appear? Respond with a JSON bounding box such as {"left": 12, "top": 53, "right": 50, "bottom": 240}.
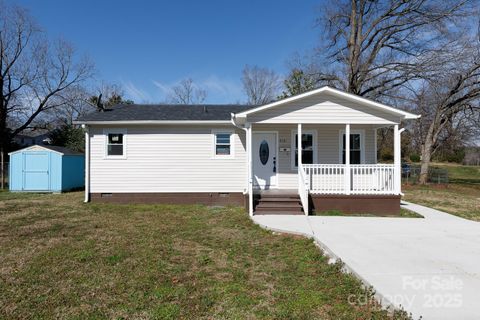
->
{"left": 14, "top": 0, "right": 322, "bottom": 103}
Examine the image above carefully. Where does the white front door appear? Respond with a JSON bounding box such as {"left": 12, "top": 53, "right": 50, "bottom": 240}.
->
{"left": 253, "top": 132, "right": 277, "bottom": 188}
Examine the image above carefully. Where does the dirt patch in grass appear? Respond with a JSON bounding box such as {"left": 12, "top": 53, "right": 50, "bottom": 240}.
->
{"left": 0, "top": 192, "right": 411, "bottom": 319}
{"left": 403, "top": 183, "right": 480, "bottom": 221}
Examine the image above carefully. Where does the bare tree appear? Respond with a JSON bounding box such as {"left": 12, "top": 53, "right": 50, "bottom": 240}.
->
{"left": 167, "top": 78, "right": 207, "bottom": 104}
{"left": 0, "top": 2, "right": 93, "bottom": 187}
{"left": 296, "top": 0, "right": 472, "bottom": 101}
{"left": 410, "top": 40, "right": 480, "bottom": 184}
{"left": 241, "top": 65, "right": 280, "bottom": 104}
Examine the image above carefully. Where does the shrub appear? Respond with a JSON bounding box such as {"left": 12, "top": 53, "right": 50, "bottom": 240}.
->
{"left": 409, "top": 154, "right": 421, "bottom": 162}
{"left": 380, "top": 151, "right": 394, "bottom": 161}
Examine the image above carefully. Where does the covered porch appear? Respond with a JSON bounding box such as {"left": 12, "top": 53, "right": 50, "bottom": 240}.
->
{"left": 247, "top": 123, "right": 403, "bottom": 215}
{"left": 231, "top": 86, "right": 419, "bottom": 216}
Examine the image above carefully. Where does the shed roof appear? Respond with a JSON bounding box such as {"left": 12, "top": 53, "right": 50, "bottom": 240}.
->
{"left": 8, "top": 145, "right": 83, "bottom": 156}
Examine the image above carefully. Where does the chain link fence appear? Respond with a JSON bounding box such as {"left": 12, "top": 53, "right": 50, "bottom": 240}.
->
{"left": 402, "top": 164, "right": 449, "bottom": 184}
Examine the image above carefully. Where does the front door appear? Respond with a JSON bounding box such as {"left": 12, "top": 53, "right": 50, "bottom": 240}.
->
{"left": 253, "top": 132, "right": 277, "bottom": 188}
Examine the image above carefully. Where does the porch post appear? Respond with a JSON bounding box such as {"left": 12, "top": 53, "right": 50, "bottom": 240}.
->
{"left": 394, "top": 124, "right": 402, "bottom": 195}
{"left": 345, "top": 124, "right": 351, "bottom": 195}
{"left": 297, "top": 123, "right": 302, "bottom": 168}
{"left": 246, "top": 123, "right": 254, "bottom": 216}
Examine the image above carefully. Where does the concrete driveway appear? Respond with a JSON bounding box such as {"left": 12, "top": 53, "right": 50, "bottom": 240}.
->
{"left": 253, "top": 202, "right": 480, "bottom": 320}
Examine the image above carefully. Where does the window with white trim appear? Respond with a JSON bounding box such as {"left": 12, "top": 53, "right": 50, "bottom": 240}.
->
{"left": 104, "top": 129, "right": 126, "bottom": 158}
{"left": 213, "top": 130, "right": 234, "bottom": 158}
{"left": 342, "top": 133, "right": 362, "bottom": 164}
{"left": 291, "top": 130, "right": 316, "bottom": 168}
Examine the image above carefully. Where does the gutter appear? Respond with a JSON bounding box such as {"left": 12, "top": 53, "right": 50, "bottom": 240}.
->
{"left": 73, "top": 120, "right": 232, "bottom": 125}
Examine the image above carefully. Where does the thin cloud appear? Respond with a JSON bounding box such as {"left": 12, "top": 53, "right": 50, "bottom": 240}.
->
{"left": 122, "top": 81, "right": 151, "bottom": 103}
{"left": 152, "top": 75, "right": 245, "bottom": 103}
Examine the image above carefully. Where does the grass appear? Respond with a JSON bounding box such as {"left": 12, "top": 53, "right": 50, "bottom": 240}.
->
{"left": 402, "top": 183, "right": 480, "bottom": 221}
{"left": 314, "top": 208, "right": 423, "bottom": 218}
{"left": 431, "top": 162, "right": 480, "bottom": 185}
{"left": 0, "top": 191, "right": 411, "bottom": 319}
{"left": 402, "top": 162, "right": 480, "bottom": 221}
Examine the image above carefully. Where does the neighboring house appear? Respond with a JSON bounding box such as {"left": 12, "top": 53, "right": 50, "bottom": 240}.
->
{"left": 14, "top": 131, "right": 52, "bottom": 147}
{"left": 75, "top": 87, "right": 419, "bottom": 216}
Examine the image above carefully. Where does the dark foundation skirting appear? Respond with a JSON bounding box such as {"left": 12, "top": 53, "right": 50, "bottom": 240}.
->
{"left": 90, "top": 192, "right": 247, "bottom": 208}
{"left": 311, "top": 194, "right": 401, "bottom": 216}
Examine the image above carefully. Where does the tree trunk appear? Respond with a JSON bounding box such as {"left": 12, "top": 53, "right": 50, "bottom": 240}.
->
{"left": 419, "top": 128, "right": 435, "bottom": 184}
{"left": 0, "top": 76, "right": 5, "bottom": 190}
{"left": 0, "top": 148, "right": 4, "bottom": 190}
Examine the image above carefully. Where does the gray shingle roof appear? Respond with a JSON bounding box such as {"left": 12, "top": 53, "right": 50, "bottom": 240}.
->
{"left": 76, "top": 104, "right": 255, "bottom": 122}
{"left": 41, "top": 145, "right": 84, "bottom": 155}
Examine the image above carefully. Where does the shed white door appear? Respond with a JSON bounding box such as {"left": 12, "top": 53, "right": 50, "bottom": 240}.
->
{"left": 253, "top": 133, "right": 277, "bottom": 188}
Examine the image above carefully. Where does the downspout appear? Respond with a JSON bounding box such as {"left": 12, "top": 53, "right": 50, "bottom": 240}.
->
{"left": 82, "top": 124, "right": 90, "bottom": 203}
{"left": 230, "top": 113, "right": 249, "bottom": 194}
{"left": 231, "top": 113, "right": 253, "bottom": 215}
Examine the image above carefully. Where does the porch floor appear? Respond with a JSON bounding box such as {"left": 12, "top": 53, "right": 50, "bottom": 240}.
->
{"left": 254, "top": 189, "right": 298, "bottom": 196}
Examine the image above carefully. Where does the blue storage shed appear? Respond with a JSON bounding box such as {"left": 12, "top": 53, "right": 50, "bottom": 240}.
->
{"left": 9, "top": 145, "right": 85, "bottom": 192}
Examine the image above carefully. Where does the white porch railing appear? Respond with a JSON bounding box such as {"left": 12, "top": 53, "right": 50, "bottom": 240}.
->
{"left": 298, "top": 163, "right": 309, "bottom": 215}
{"left": 303, "top": 164, "right": 396, "bottom": 195}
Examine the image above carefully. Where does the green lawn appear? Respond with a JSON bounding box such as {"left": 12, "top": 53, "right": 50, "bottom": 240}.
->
{"left": 403, "top": 163, "right": 480, "bottom": 221}
{"left": 431, "top": 162, "right": 480, "bottom": 184}
{"left": 0, "top": 192, "right": 409, "bottom": 319}
{"left": 403, "top": 183, "right": 480, "bottom": 221}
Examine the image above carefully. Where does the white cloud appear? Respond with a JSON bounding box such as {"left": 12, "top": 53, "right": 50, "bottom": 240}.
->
{"left": 122, "top": 81, "right": 151, "bottom": 103}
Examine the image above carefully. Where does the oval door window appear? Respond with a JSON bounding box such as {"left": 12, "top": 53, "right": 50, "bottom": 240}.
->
{"left": 259, "top": 140, "right": 269, "bottom": 165}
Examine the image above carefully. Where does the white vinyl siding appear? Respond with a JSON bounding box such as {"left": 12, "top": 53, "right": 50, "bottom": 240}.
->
{"left": 247, "top": 93, "right": 400, "bottom": 124}
{"left": 89, "top": 125, "right": 246, "bottom": 193}
{"left": 252, "top": 124, "right": 377, "bottom": 189}
{"left": 88, "top": 124, "right": 378, "bottom": 193}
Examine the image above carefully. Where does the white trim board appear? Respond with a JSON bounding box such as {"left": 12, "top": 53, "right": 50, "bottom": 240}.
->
{"left": 8, "top": 145, "right": 64, "bottom": 155}
{"left": 211, "top": 129, "right": 236, "bottom": 159}
{"left": 234, "top": 86, "right": 420, "bottom": 120}
{"left": 103, "top": 128, "right": 127, "bottom": 160}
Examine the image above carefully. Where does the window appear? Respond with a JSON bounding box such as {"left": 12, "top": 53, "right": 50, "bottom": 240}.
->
{"left": 341, "top": 132, "right": 363, "bottom": 164}
{"left": 104, "top": 129, "right": 126, "bottom": 158}
{"left": 213, "top": 130, "right": 234, "bottom": 158}
{"left": 291, "top": 131, "right": 316, "bottom": 168}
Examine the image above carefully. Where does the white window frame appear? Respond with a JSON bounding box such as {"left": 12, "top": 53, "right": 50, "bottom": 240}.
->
{"left": 338, "top": 129, "right": 365, "bottom": 164}
{"left": 104, "top": 128, "right": 127, "bottom": 159}
{"left": 290, "top": 129, "right": 317, "bottom": 170}
{"left": 212, "top": 129, "right": 235, "bottom": 159}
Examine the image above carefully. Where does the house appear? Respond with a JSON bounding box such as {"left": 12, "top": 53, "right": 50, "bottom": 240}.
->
{"left": 9, "top": 145, "right": 85, "bottom": 192}
{"left": 13, "top": 130, "right": 52, "bottom": 147}
{"left": 75, "top": 87, "right": 419, "bottom": 216}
